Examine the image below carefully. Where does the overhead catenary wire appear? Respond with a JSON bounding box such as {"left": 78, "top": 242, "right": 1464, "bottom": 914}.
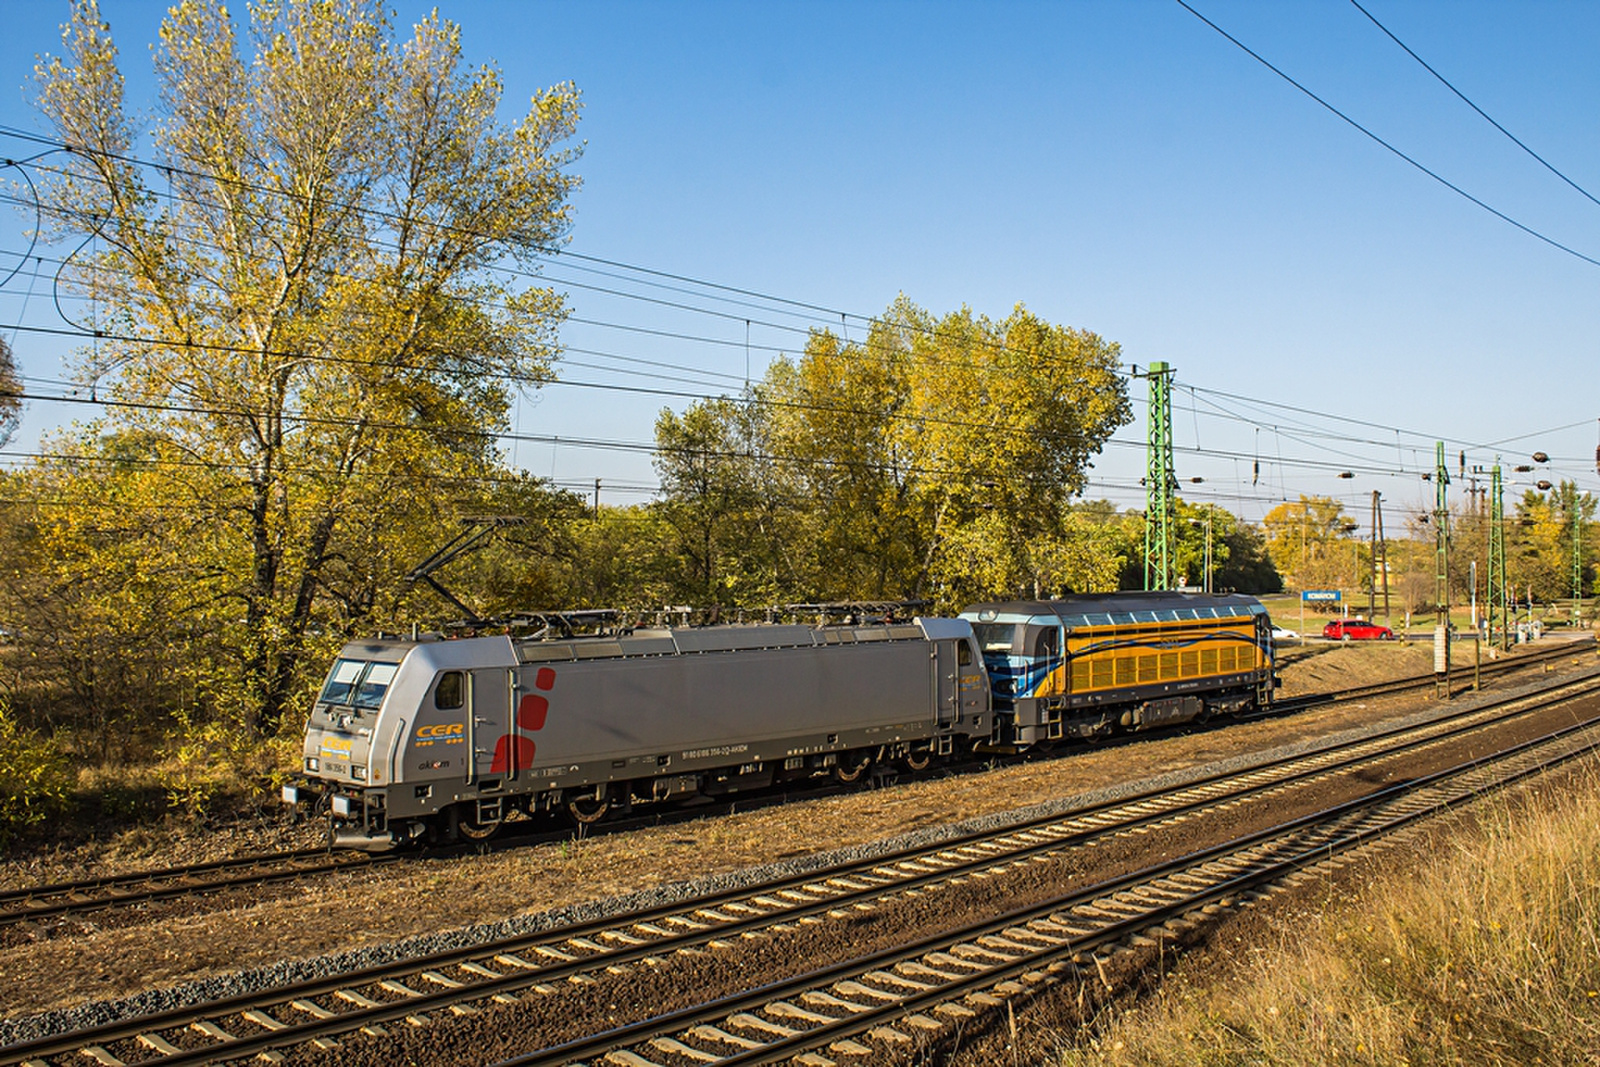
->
{"left": 0, "top": 180, "right": 1100, "bottom": 391}
{"left": 1175, "top": 0, "right": 1600, "bottom": 270}
{"left": 0, "top": 130, "right": 1126, "bottom": 382}
{"left": 3, "top": 139, "right": 1574, "bottom": 505}
{"left": 1348, "top": 0, "right": 1600, "bottom": 213}
{"left": 3, "top": 128, "right": 1593, "bottom": 518}
{"left": 6, "top": 132, "right": 1573, "bottom": 487}
{"left": 9, "top": 308, "right": 1582, "bottom": 516}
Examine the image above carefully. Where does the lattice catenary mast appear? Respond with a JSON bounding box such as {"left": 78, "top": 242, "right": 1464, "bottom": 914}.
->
{"left": 1140, "top": 362, "right": 1176, "bottom": 591}
{"left": 1488, "top": 461, "right": 1508, "bottom": 649}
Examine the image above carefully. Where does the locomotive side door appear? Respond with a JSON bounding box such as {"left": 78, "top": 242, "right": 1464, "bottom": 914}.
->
{"left": 467, "top": 668, "right": 514, "bottom": 783}
{"left": 957, "top": 636, "right": 988, "bottom": 722}
{"left": 934, "top": 640, "right": 959, "bottom": 726}
{"left": 934, "top": 637, "right": 987, "bottom": 726}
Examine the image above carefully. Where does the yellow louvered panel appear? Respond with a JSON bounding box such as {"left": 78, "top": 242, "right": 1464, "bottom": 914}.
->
{"left": 1070, "top": 659, "right": 1090, "bottom": 690}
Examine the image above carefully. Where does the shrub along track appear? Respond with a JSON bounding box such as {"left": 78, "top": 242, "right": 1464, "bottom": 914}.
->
{"left": 5, "top": 666, "right": 1597, "bottom": 1066}
{"left": 1, "top": 636, "right": 1582, "bottom": 948}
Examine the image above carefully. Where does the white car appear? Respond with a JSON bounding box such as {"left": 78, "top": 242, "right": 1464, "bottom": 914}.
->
{"left": 1270, "top": 625, "right": 1299, "bottom": 643}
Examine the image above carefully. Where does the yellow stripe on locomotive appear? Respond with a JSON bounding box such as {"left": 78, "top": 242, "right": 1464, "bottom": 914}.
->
{"left": 1050, "top": 615, "right": 1264, "bottom": 697}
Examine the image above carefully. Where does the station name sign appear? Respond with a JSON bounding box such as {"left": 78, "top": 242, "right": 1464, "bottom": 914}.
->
{"left": 1301, "top": 590, "right": 1342, "bottom": 602}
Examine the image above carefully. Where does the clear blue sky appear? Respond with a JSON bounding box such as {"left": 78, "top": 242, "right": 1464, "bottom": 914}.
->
{"left": 3, "top": 1, "right": 1598, "bottom": 535}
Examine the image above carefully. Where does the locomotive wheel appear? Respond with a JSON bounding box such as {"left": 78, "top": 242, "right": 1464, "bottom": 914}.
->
{"left": 900, "top": 747, "right": 934, "bottom": 772}
{"left": 567, "top": 793, "right": 611, "bottom": 826}
{"left": 454, "top": 804, "right": 503, "bottom": 843}
{"left": 833, "top": 752, "right": 872, "bottom": 783}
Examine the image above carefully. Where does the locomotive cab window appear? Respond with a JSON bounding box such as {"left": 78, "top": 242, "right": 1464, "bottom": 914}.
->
{"left": 319, "top": 659, "right": 366, "bottom": 704}
{"left": 353, "top": 663, "right": 398, "bottom": 709}
{"left": 973, "top": 623, "right": 1018, "bottom": 653}
{"left": 434, "top": 671, "right": 464, "bottom": 711}
{"left": 958, "top": 640, "right": 973, "bottom": 666}
{"left": 1033, "top": 626, "right": 1059, "bottom": 661}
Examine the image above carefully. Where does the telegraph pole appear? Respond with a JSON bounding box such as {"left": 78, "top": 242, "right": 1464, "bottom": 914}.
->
{"left": 1434, "top": 442, "right": 1451, "bottom": 696}
{"left": 1368, "top": 490, "right": 1390, "bottom": 622}
{"left": 1139, "top": 362, "right": 1176, "bottom": 591}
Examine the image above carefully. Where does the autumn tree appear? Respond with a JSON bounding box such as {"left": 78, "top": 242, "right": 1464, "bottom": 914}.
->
{"left": 30, "top": 0, "right": 581, "bottom": 733}
{"left": 1211, "top": 519, "right": 1282, "bottom": 594}
{"left": 759, "top": 296, "right": 1130, "bottom": 606}
{"left": 1261, "top": 496, "right": 1359, "bottom": 592}
{"left": 0, "top": 337, "right": 19, "bottom": 447}
{"left": 1509, "top": 481, "right": 1596, "bottom": 603}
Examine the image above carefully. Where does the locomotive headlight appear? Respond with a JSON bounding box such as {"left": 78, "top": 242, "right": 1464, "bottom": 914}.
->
{"left": 331, "top": 795, "right": 357, "bottom": 817}
{"left": 351, "top": 765, "right": 367, "bottom": 781}
{"left": 304, "top": 757, "right": 320, "bottom": 773}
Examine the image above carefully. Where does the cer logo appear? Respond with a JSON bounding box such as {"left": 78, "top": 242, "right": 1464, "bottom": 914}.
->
{"left": 416, "top": 723, "right": 465, "bottom": 739}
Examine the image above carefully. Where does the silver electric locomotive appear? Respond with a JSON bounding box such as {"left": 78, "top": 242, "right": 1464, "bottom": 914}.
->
{"left": 283, "top": 617, "right": 990, "bottom": 849}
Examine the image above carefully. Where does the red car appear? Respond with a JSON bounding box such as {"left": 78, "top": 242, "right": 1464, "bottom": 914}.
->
{"left": 1323, "top": 618, "right": 1393, "bottom": 640}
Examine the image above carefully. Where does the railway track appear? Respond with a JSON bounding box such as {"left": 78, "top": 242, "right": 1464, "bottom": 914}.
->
{"left": 517, "top": 711, "right": 1600, "bottom": 1067}
{"left": 4, "top": 636, "right": 1587, "bottom": 937}
{"left": 0, "top": 849, "right": 383, "bottom": 935}
{"left": 6, "top": 665, "right": 1597, "bottom": 1066}
{"left": 1266, "top": 633, "right": 1588, "bottom": 714}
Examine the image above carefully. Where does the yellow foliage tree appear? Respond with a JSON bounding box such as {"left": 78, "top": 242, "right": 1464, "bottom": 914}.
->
{"left": 1262, "top": 496, "right": 1359, "bottom": 593}
{"left": 30, "top": 0, "right": 581, "bottom": 733}
{"left": 760, "top": 296, "right": 1131, "bottom": 605}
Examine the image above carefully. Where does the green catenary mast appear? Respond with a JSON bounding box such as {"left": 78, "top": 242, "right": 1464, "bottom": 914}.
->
{"left": 1142, "top": 362, "right": 1176, "bottom": 591}
{"left": 1573, "top": 489, "right": 1585, "bottom": 627}
{"left": 1488, "top": 461, "right": 1507, "bottom": 648}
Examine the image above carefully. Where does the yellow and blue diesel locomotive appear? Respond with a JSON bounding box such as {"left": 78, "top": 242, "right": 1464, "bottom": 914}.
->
{"left": 960, "top": 591, "right": 1275, "bottom": 746}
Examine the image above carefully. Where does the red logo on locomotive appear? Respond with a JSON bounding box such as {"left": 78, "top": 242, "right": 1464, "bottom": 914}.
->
{"left": 490, "top": 666, "right": 556, "bottom": 773}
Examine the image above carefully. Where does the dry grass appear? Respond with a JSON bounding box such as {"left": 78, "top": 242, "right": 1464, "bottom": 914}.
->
{"left": 1054, "top": 769, "right": 1600, "bottom": 1066}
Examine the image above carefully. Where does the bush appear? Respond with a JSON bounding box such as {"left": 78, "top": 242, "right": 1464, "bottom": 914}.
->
{"left": 0, "top": 699, "right": 72, "bottom": 843}
{"left": 158, "top": 708, "right": 297, "bottom": 821}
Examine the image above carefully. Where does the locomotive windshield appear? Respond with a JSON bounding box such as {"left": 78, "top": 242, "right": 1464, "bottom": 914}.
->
{"left": 972, "top": 623, "right": 1018, "bottom": 653}
{"left": 319, "top": 659, "right": 399, "bottom": 710}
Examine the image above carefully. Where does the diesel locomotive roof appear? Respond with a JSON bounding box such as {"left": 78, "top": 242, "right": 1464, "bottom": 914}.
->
{"left": 961, "top": 591, "right": 1266, "bottom": 628}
